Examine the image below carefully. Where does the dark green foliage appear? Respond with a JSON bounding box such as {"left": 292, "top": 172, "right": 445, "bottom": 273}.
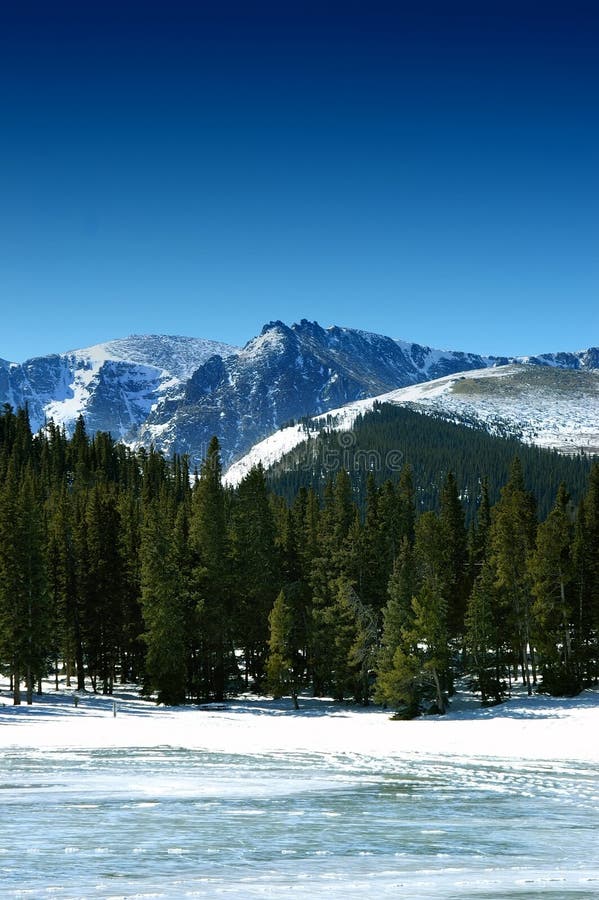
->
{"left": 266, "top": 587, "right": 305, "bottom": 709}
{"left": 0, "top": 402, "right": 598, "bottom": 714}
{"left": 189, "top": 437, "right": 234, "bottom": 701}
{"left": 530, "top": 484, "right": 579, "bottom": 694}
{"left": 267, "top": 404, "right": 593, "bottom": 521}
{"left": 489, "top": 458, "right": 538, "bottom": 695}
{"left": 140, "top": 501, "right": 188, "bottom": 705}
{"left": 439, "top": 472, "right": 469, "bottom": 636}
{"left": 464, "top": 563, "right": 506, "bottom": 704}
{"left": 230, "top": 465, "right": 280, "bottom": 688}
{"left": 0, "top": 467, "right": 50, "bottom": 703}
{"left": 375, "top": 540, "right": 416, "bottom": 709}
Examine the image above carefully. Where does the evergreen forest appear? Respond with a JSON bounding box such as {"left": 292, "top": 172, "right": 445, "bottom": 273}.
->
{"left": 268, "top": 403, "right": 594, "bottom": 520}
{"left": 1, "top": 402, "right": 598, "bottom": 716}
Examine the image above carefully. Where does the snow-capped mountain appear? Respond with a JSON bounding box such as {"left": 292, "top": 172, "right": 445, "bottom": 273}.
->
{"left": 2, "top": 322, "right": 598, "bottom": 467}
{"left": 223, "top": 364, "right": 599, "bottom": 485}
{"left": 137, "top": 319, "right": 511, "bottom": 467}
{"left": 0, "top": 335, "right": 238, "bottom": 439}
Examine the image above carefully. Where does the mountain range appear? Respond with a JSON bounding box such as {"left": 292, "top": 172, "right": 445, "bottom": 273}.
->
{"left": 224, "top": 364, "right": 599, "bottom": 486}
{"left": 1, "top": 321, "right": 598, "bottom": 469}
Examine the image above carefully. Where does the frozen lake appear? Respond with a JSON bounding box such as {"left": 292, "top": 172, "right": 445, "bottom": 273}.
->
{"left": 3, "top": 742, "right": 599, "bottom": 898}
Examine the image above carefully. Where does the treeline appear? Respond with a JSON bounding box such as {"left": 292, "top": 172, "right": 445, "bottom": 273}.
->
{"left": 0, "top": 403, "right": 598, "bottom": 714}
{"left": 268, "top": 403, "right": 594, "bottom": 521}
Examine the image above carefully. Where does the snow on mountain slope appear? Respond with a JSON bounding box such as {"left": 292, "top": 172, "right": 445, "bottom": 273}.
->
{"left": 3, "top": 322, "right": 598, "bottom": 467}
{"left": 80, "top": 334, "right": 237, "bottom": 385}
{"left": 0, "top": 335, "right": 238, "bottom": 438}
{"left": 223, "top": 364, "right": 599, "bottom": 485}
{"left": 138, "top": 320, "right": 511, "bottom": 468}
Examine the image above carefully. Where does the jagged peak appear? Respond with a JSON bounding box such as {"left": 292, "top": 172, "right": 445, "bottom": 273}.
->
{"left": 293, "top": 319, "right": 326, "bottom": 336}
{"left": 242, "top": 321, "right": 296, "bottom": 356}
{"left": 259, "top": 320, "right": 292, "bottom": 337}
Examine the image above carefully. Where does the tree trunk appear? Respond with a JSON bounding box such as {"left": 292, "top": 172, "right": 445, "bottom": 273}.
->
{"left": 432, "top": 668, "right": 446, "bottom": 714}
{"left": 13, "top": 666, "right": 21, "bottom": 705}
{"left": 73, "top": 611, "right": 86, "bottom": 691}
{"left": 521, "top": 641, "right": 531, "bottom": 695}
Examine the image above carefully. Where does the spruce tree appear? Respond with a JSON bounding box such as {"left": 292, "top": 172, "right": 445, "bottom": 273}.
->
{"left": 531, "top": 483, "right": 578, "bottom": 694}
{"left": 82, "top": 487, "right": 124, "bottom": 694}
{"left": 140, "top": 499, "right": 188, "bottom": 705}
{"left": 46, "top": 487, "right": 83, "bottom": 688}
{"left": 375, "top": 538, "right": 417, "bottom": 707}
{"left": 266, "top": 588, "right": 304, "bottom": 709}
{"left": 488, "top": 457, "right": 538, "bottom": 694}
{"left": 439, "top": 472, "right": 468, "bottom": 637}
{"left": 230, "top": 464, "right": 280, "bottom": 688}
{"left": 0, "top": 467, "right": 49, "bottom": 704}
{"left": 465, "top": 563, "right": 505, "bottom": 704}
{"left": 189, "top": 436, "right": 231, "bottom": 700}
{"left": 583, "top": 464, "right": 599, "bottom": 678}
{"left": 404, "top": 575, "right": 450, "bottom": 714}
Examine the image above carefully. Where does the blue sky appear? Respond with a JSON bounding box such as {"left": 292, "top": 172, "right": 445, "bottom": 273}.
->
{"left": 1, "top": 1, "right": 598, "bottom": 361}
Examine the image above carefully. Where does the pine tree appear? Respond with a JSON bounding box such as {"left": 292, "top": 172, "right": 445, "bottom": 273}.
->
{"left": 82, "top": 487, "right": 125, "bottom": 693}
{"left": 189, "top": 436, "right": 231, "bottom": 700}
{"left": 266, "top": 588, "right": 304, "bottom": 709}
{"left": 0, "top": 466, "right": 49, "bottom": 704}
{"left": 375, "top": 538, "right": 417, "bottom": 707}
{"left": 531, "top": 483, "right": 578, "bottom": 694}
{"left": 464, "top": 563, "right": 505, "bottom": 704}
{"left": 46, "top": 487, "right": 84, "bottom": 688}
{"left": 360, "top": 475, "right": 390, "bottom": 610}
{"left": 396, "top": 464, "right": 416, "bottom": 545}
{"left": 140, "top": 499, "right": 188, "bottom": 705}
{"left": 404, "top": 575, "right": 450, "bottom": 713}
{"left": 69, "top": 415, "right": 91, "bottom": 487}
{"left": 583, "top": 464, "right": 599, "bottom": 679}
{"left": 439, "top": 472, "right": 468, "bottom": 637}
{"left": 230, "top": 464, "right": 280, "bottom": 688}
{"left": 571, "top": 497, "right": 594, "bottom": 684}
{"left": 333, "top": 469, "right": 354, "bottom": 539}
{"left": 375, "top": 572, "right": 448, "bottom": 717}
{"left": 488, "top": 458, "right": 538, "bottom": 694}
{"left": 117, "top": 490, "right": 144, "bottom": 683}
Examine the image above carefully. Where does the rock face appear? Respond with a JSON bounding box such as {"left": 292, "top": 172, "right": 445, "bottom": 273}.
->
{"left": 135, "top": 320, "right": 599, "bottom": 468}
{"left": 225, "top": 363, "right": 599, "bottom": 486}
{"left": 0, "top": 335, "right": 238, "bottom": 440}
{"left": 1, "top": 322, "right": 597, "bottom": 467}
{"left": 136, "top": 320, "right": 498, "bottom": 467}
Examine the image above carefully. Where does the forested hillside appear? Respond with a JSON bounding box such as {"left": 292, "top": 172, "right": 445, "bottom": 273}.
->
{"left": 1, "top": 403, "right": 598, "bottom": 715}
{"left": 267, "top": 403, "right": 594, "bottom": 520}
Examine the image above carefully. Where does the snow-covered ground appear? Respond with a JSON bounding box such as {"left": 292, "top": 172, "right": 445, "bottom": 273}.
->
{"left": 2, "top": 682, "right": 599, "bottom": 899}
{"left": 224, "top": 364, "right": 599, "bottom": 485}
{"left": 2, "top": 677, "right": 599, "bottom": 762}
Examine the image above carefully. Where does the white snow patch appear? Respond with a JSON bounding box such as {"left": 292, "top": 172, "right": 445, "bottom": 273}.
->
{"left": 2, "top": 678, "right": 599, "bottom": 765}
{"left": 224, "top": 364, "right": 599, "bottom": 484}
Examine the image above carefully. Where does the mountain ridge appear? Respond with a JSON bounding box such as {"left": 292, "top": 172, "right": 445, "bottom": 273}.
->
{"left": 1, "top": 321, "right": 597, "bottom": 466}
{"left": 224, "top": 363, "right": 599, "bottom": 486}
{"left": 0, "top": 334, "right": 238, "bottom": 441}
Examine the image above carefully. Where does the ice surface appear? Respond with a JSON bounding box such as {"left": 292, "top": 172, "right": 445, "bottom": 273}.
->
{"left": 1, "top": 683, "right": 599, "bottom": 898}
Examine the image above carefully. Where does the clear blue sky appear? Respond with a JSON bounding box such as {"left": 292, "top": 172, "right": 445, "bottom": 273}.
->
{"left": 1, "top": 1, "right": 598, "bottom": 362}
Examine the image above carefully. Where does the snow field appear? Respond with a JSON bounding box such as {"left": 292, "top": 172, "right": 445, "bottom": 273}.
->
{"left": 2, "top": 679, "right": 599, "bottom": 766}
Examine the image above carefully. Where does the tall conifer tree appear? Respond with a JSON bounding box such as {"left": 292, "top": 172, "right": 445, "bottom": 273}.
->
{"left": 190, "top": 436, "right": 231, "bottom": 700}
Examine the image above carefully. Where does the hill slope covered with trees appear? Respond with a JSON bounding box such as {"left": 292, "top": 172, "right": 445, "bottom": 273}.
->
{"left": 0, "top": 403, "right": 598, "bottom": 715}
